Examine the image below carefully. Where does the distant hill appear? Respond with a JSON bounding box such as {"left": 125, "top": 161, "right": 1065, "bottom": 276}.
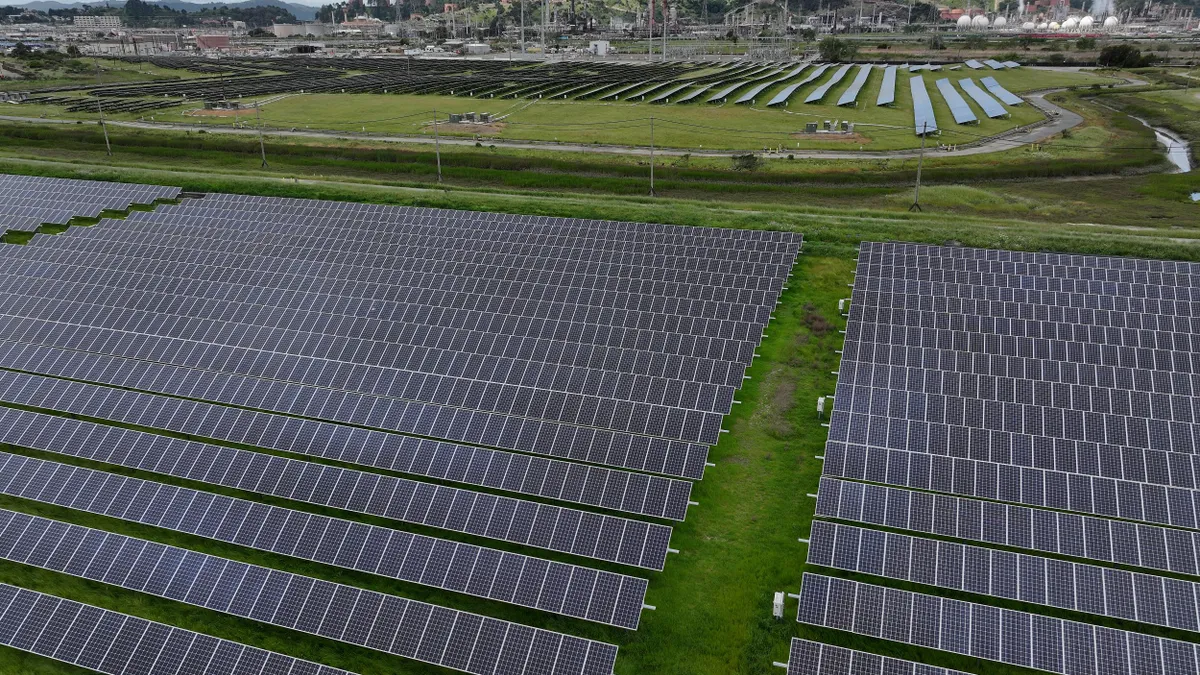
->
{"left": 6, "top": 0, "right": 319, "bottom": 20}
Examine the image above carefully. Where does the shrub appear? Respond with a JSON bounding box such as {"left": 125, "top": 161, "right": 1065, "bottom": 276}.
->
{"left": 1098, "top": 43, "right": 1156, "bottom": 67}
{"left": 818, "top": 37, "right": 858, "bottom": 62}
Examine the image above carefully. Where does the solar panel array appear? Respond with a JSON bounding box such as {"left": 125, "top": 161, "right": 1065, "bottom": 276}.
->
{"left": 791, "top": 241, "right": 1200, "bottom": 675}
{"left": 958, "top": 78, "right": 1008, "bottom": 119}
{"left": 0, "top": 174, "right": 179, "bottom": 230}
{"left": 0, "top": 173, "right": 800, "bottom": 675}
{"left": 836, "top": 65, "right": 873, "bottom": 107}
{"left": 785, "top": 638, "right": 970, "bottom": 675}
{"left": 0, "top": 582, "right": 355, "bottom": 675}
{"left": 805, "top": 64, "right": 853, "bottom": 104}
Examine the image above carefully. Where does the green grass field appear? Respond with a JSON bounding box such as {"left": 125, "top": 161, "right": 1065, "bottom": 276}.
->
{"left": 2, "top": 66, "right": 1119, "bottom": 151}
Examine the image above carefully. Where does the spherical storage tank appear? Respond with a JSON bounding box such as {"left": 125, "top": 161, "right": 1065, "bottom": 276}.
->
{"left": 1037, "top": 21, "right": 1049, "bottom": 29}
{"left": 1049, "top": 21, "right": 1061, "bottom": 29}
{"left": 1079, "top": 16, "right": 1094, "bottom": 28}
{"left": 972, "top": 14, "right": 990, "bottom": 28}
{"left": 993, "top": 16, "right": 1007, "bottom": 27}
{"left": 957, "top": 15, "right": 973, "bottom": 28}
{"left": 1022, "top": 21, "right": 1036, "bottom": 29}
{"left": 1103, "top": 16, "right": 1119, "bottom": 27}
{"left": 1062, "top": 16, "right": 1078, "bottom": 29}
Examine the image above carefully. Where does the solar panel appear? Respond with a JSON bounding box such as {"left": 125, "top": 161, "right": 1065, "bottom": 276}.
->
{"left": 0, "top": 451, "right": 650, "bottom": 629}
{"left": 964, "top": 59, "right": 985, "bottom": 69}
{"left": 785, "top": 638, "right": 972, "bottom": 675}
{"left": 804, "top": 64, "right": 853, "bottom": 104}
{"left": 767, "top": 64, "right": 831, "bottom": 106}
{"left": 909, "top": 76, "right": 938, "bottom": 135}
{"left": 0, "top": 406, "right": 675, "bottom": 571}
{"left": 0, "top": 582, "right": 355, "bottom": 675}
{"left": 836, "top": 65, "right": 872, "bottom": 107}
{"left": 983, "top": 59, "right": 1007, "bottom": 69}
{"left": 808, "top": 520, "right": 1200, "bottom": 632}
{"left": 816, "top": 476, "right": 1200, "bottom": 578}
{"left": 735, "top": 64, "right": 807, "bottom": 105}
{"left": 980, "top": 76, "right": 1023, "bottom": 105}
{"left": 935, "top": 78, "right": 978, "bottom": 125}
{"left": 707, "top": 81, "right": 750, "bottom": 103}
{"left": 0, "top": 361, "right": 694, "bottom": 521}
{"left": 958, "top": 78, "right": 1009, "bottom": 118}
{"left": 797, "top": 572, "right": 1199, "bottom": 675}
{"left": 875, "top": 65, "right": 897, "bottom": 107}
{"left": 0, "top": 507, "right": 621, "bottom": 675}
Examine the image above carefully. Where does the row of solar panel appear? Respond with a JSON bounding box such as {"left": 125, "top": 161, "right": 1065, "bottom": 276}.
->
{"left": 838, "top": 355, "right": 1197, "bottom": 411}
{"left": 0, "top": 283, "right": 741, "bottom": 416}
{"left": 850, "top": 294, "right": 1200, "bottom": 337}
{"left": 817, "top": 469, "right": 1200, "bottom": 575}
{"left": 0, "top": 338, "right": 712, "bottom": 480}
{"left": 167, "top": 192, "right": 802, "bottom": 244}
{"left": 0, "top": 247, "right": 763, "bottom": 367}
{"left": 828, "top": 409, "right": 1200, "bottom": 494}
{"left": 0, "top": 258, "right": 752, "bottom": 386}
{"left": 6, "top": 244, "right": 778, "bottom": 346}
{"left": 118, "top": 202, "right": 803, "bottom": 254}
{"left": 0, "top": 508, "right": 619, "bottom": 675}
{"left": 0, "top": 408, "right": 673, "bottom": 570}
{"left": 0, "top": 173, "right": 180, "bottom": 197}
{"left": 0, "top": 367, "right": 693, "bottom": 520}
{"left": 859, "top": 240, "right": 1199, "bottom": 275}
{"left": 827, "top": 396, "right": 1200, "bottom": 460}
{"left": 855, "top": 264, "right": 1200, "bottom": 299}
{"left": 0, "top": 311, "right": 727, "bottom": 447}
{"left": 785, "top": 638, "right": 970, "bottom": 675}
{"left": 797, "top": 573, "right": 1197, "bottom": 675}
{"left": 0, "top": 276, "right": 745, "bottom": 411}
{"left": 0, "top": 582, "right": 353, "bottom": 675}
{"left": 858, "top": 248, "right": 1200, "bottom": 283}
{"left": 808, "top": 520, "right": 1200, "bottom": 632}
{"left": 824, "top": 441, "right": 1200, "bottom": 530}
{"left": 0, "top": 450, "right": 647, "bottom": 629}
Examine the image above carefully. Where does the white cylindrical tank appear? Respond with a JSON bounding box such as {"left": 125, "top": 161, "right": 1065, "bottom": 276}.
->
{"left": 972, "top": 14, "right": 989, "bottom": 27}
{"left": 993, "top": 16, "right": 1008, "bottom": 27}
{"left": 1037, "top": 21, "right": 1049, "bottom": 29}
{"left": 1062, "top": 16, "right": 1078, "bottom": 29}
{"left": 1022, "top": 21, "right": 1036, "bottom": 29}
{"left": 957, "top": 15, "right": 972, "bottom": 28}
{"left": 1079, "top": 15, "right": 1094, "bottom": 28}
{"left": 1049, "top": 21, "right": 1060, "bottom": 29}
{"left": 1103, "top": 16, "right": 1119, "bottom": 27}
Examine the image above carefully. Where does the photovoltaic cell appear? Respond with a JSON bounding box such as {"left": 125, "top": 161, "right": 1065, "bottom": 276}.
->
{"left": 909, "top": 76, "right": 938, "bottom": 135}
{"left": 0, "top": 582, "right": 354, "bottom": 675}
{"left": 935, "top": 78, "right": 978, "bottom": 125}
{"left": 875, "top": 65, "right": 897, "bottom": 107}
{"left": 0, "top": 507, "right": 620, "bottom": 675}
{"left": 785, "top": 638, "right": 971, "bottom": 675}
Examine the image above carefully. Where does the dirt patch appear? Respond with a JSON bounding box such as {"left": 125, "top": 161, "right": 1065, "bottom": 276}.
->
{"left": 186, "top": 108, "right": 249, "bottom": 118}
{"left": 427, "top": 122, "right": 506, "bottom": 136}
{"left": 801, "top": 303, "right": 833, "bottom": 336}
{"left": 787, "top": 132, "right": 871, "bottom": 144}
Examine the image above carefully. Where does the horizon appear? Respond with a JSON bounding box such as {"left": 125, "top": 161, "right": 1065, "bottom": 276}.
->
{"left": 8, "top": 0, "right": 330, "bottom": 8}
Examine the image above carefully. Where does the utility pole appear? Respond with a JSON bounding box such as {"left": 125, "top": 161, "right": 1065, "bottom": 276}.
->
{"left": 909, "top": 122, "right": 926, "bottom": 211}
{"left": 92, "top": 55, "right": 112, "bottom": 157}
{"left": 521, "top": 0, "right": 525, "bottom": 53}
{"left": 649, "top": 116, "right": 656, "bottom": 196}
{"left": 256, "top": 102, "right": 268, "bottom": 168}
{"left": 433, "top": 108, "right": 443, "bottom": 183}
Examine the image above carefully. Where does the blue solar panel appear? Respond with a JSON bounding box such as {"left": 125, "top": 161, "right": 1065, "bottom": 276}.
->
{"left": 935, "top": 77, "right": 978, "bottom": 124}
{"left": 1002, "top": 60, "right": 1021, "bottom": 68}
{"left": 735, "top": 65, "right": 807, "bottom": 104}
{"left": 707, "top": 81, "right": 748, "bottom": 103}
{"left": 965, "top": 59, "right": 985, "bottom": 69}
{"left": 958, "top": 78, "right": 1008, "bottom": 118}
{"left": 909, "top": 76, "right": 938, "bottom": 135}
{"left": 767, "top": 64, "right": 831, "bottom": 106}
{"left": 876, "top": 65, "right": 897, "bottom": 106}
{"left": 984, "top": 59, "right": 1007, "bottom": 69}
{"left": 836, "top": 64, "right": 873, "bottom": 106}
{"left": 981, "top": 76, "right": 1023, "bottom": 105}
{"left": 805, "top": 64, "right": 853, "bottom": 103}
{"left": 647, "top": 82, "right": 692, "bottom": 104}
